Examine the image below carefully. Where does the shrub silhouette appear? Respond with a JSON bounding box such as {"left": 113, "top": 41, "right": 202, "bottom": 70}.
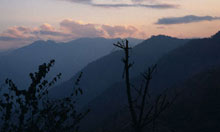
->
{"left": 0, "top": 60, "right": 89, "bottom": 132}
{"left": 114, "top": 40, "right": 177, "bottom": 132}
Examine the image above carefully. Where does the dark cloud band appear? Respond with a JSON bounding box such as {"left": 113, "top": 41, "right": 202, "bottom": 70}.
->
{"left": 61, "top": 0, "right": 178, "bottom": 9}
{"left": 156, "top": 15, "right": 220, "bottom": 25}
{"left": 92, "top": 3, "right": 177, "bottom": 9}
{"left": 0, "top": 36, "right": 20, "bottom": 41}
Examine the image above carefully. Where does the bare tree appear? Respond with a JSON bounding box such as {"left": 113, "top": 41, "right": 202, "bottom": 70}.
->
{"left": 114, "top": 40, "right": 176, "bottom": 132}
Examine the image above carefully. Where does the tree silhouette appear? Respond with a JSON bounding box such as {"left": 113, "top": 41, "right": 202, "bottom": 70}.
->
{"left": 0, "top": 60, "right": 89, "bottom": 132}
{"left": 114, "top": 40, "right": 176, "bottom": 132}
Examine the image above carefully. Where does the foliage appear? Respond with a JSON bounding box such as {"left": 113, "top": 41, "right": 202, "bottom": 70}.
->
{"left": 0, "top": 60, "right": 89, "bottom": 132}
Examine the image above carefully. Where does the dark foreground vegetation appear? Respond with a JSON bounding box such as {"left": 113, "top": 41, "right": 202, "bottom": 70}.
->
{"left": 0, "top": 60, "right": 89, "bottom": 132}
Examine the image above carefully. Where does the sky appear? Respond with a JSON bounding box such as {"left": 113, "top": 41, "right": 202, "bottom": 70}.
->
{"left": 0, "top": 0, "right": 220, "bottom": 50}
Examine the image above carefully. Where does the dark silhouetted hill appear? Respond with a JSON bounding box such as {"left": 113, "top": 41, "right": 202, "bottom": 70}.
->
{"left": 89, "top": 67, "right": 220, "bottom": 132}
{"left": 76, "top": 31, "right": 220, "bottom": 131}
{"left": 51, "top": 35, "right": 189, "bottom": 108}
{"left": 161, "top": 67, "right": 220, "bottom": 132}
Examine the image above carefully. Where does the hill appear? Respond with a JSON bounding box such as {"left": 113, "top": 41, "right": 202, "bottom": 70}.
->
{"left": 51, "top": 35, "right": 189, "bottom": 107}
{"left": 77, "top": 31, "right": 220, "bottom": 131}
{"left": 0, "top": 37, "right": 142, "bottom": 88}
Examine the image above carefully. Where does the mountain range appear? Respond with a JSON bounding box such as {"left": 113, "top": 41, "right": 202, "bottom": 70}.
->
{"left": 60, "top": 31, "right": 220, "bottom": 132}
{"left": 50, "top": 35, "right": 189, "bottom": 106}
{"left": 1, "top": 31, "right": 220, "bottom": 132}
{"left": 0, "top": 37, "right": 142, "bottom": 88}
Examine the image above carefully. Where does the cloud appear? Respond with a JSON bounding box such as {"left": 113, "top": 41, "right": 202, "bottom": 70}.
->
{"left": 156, "top": 15, "right": 220, "bottom": 25}
{"left": 63, "top": 0, "right": 92, "bottom": 4}
{"left": 102, "top": 25, "right": 146, "bottom": 38}
{"left": 0, "top": 36, "right": 22, "bottom": 41}
{"left": 0, "top": 20, "right": 145, "bottom": 41}
{"left": 40, "top": 23, "right": 55, "bottom": 31}
{"left": 91, "top": 3, "right": 177, "bottom": 9}
{"left": 131, "top": 0, "right": 146, "bottom": 3}
{"left": 60, "top": 0, "right": 178, "bottom": 9}
{"left": 60, "top": 19, "right": 146, "bottom": 38}
{"left": 0, "top": 26, "right": 37, "bottom": 41}
{"left": 0, "top": 19, "right": 146, "bottom": 49}
{"left": 60, "top": 19, "right": 105, "bottom": 38}
{"left": 102, "top": 25, "right": 138, "bottom": 37}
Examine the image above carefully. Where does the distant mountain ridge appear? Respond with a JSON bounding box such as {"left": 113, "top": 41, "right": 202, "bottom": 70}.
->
{"left": 0, "top": 37, "right": 143, "bottom": 88}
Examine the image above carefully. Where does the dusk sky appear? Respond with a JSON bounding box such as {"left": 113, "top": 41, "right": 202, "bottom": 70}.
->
{"left": 0, "top": 0, "right": 220, "bottom": 50}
